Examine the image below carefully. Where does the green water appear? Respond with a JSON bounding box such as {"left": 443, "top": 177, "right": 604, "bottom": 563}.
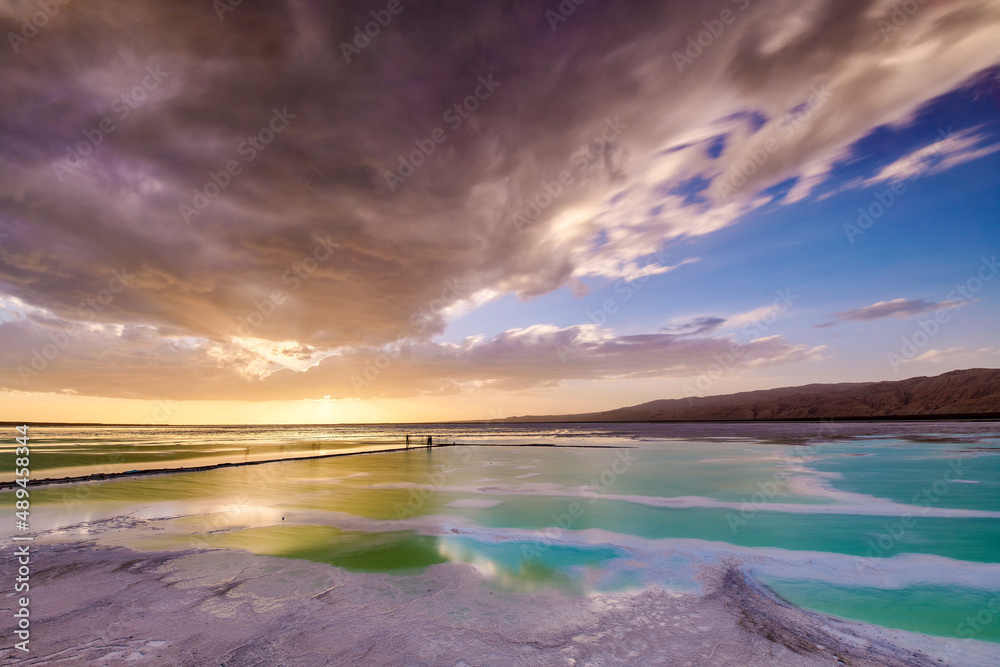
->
{"left": 204, "top": 525, "right": 447, "bottom": 572}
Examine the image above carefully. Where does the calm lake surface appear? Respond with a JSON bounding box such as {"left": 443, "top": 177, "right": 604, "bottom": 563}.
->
{"left": 4, "top": 421, "right": 999, "bottom": 644}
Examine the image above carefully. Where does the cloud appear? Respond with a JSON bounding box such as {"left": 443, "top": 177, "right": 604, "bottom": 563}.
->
{"left": 862, "top": 126, "right": 1000, "bottom": 186}
{"left": 661, "top": 316, "right": 727, "bottom": 336}
{"left": 908, "top": 347, "right": 1000, "bottom": 365}
{"left": 784, "top": 161, "right": 834, "bottom": 204}
{"left": 1, "top": 0, "right": 999, "bottom": 401}
{"left": 832, "top": 298, "right": 963, "bottom": 322}
{"left": 0, "top": 305, "right": 825, "bottom": 400}
{"left": 719, "top": 301, "right": 796, "bottom": 333}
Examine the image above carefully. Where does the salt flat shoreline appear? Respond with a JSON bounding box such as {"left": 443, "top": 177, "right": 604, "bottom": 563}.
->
{"left": 3, "top": 542, "right": 992, "bottom": 666}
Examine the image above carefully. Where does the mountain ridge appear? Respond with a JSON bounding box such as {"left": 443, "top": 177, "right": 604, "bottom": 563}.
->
{"left": 501, "top": 368, "right": 1000, "bottom": 422}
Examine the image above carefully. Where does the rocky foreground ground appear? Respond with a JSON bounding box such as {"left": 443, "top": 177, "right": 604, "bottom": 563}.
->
{"left": 2, "top": 541, "right": 995, "bottom": 666}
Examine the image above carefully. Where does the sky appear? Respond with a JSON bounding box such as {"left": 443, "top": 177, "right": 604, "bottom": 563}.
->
{"left": 1, "top": 0, "right": 999, "bottom": 425}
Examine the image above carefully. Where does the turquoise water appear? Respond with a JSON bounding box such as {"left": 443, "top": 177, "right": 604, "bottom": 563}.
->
{"left": 809, "top": 439, "right": 1000, "bottom": 511}
{"left": 3, "top": 421, "right": 1000, "bottom": 642}
{"left": 758, "top": 578, "right": 1000, "bottom": 642}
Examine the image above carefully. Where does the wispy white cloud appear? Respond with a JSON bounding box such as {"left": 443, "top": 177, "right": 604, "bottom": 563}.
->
{"left": 862, "top": 127, "right": 1000, "bottom": 186}
{"left": 909, "top": 347, "right": 1000, "bottom": 364}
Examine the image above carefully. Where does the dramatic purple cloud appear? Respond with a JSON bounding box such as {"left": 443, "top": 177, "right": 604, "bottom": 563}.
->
{"left": 1, "top": 0, "right": 999, "bottom": 403}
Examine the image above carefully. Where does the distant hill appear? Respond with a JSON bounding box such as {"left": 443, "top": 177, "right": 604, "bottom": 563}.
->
{"left": 502, "top": 368, "right": 1000, "bottom": 422}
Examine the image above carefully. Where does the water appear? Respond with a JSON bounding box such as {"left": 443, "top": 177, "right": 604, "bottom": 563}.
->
{"left": 0, "top": 424, "right": 472, "bottom": 480}
{"left": 3, "top": 420, "right": 999, "bottom": 643}
{"left": 757, "top": 579, "right": 1000, "bottom": 642}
